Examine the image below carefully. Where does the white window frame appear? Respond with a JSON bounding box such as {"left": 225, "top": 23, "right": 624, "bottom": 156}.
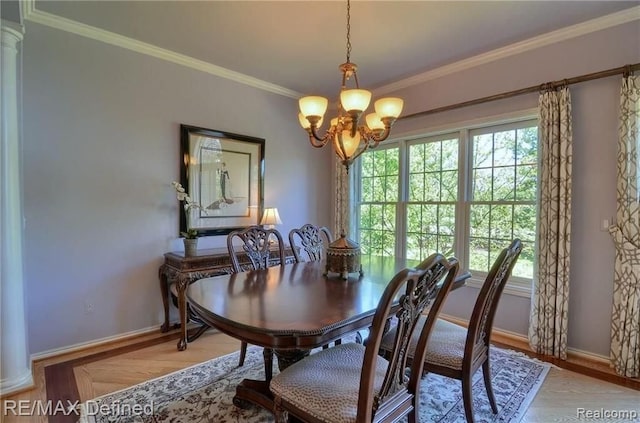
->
{"left": 353, "top": 109, "right": 538, "bottom": 297}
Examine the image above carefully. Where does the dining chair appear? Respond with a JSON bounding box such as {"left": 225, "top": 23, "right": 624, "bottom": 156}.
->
{"left": 379, "top": 239, "right": 523, "bottom": 423}
{"left": 227, "top": 226, "right": 286, "bottom": 368}
{"left": 288, "top": 224, "right": 333, "bottom": 263}
{"left": 269, "top": 254, "right": 459, "bottom": 423}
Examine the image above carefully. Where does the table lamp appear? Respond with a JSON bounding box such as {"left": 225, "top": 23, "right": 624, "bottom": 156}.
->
{"left": 260, "top": 207, "right": 282, "bottom": 230}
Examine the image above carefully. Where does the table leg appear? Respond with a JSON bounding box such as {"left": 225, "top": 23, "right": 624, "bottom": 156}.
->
{"left": 232, "top": 347, "right": 310, "bottom": 413}
{"left": 159, "top": 266, "right": 171, "bottom": 333}
{"left": 274, "top": 349, "right": 310, "bottom": 371}
{"left": 176, "top": 276, "right": 189, "bottom": 351}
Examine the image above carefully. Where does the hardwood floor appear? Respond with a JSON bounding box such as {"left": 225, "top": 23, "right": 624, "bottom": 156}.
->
{"left": 1, "top": 328, "right": 638, "bottom": 423}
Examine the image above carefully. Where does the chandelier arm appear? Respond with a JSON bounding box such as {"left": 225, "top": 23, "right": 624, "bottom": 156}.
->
{"left": 359, "top": 126, "right": 390, "bottom": 146}
{"left": 367, "top": 126, "right": 392, "bottom": 144}
{"left": 308, "top": 127, "right": 333, "bottom": 147}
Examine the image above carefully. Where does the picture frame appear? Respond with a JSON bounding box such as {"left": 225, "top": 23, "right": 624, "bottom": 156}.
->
{"left": 179, "top": 124, "right": 265, "bottom": 236}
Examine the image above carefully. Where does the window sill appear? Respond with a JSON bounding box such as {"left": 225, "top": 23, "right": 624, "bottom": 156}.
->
{"left": 464, "top": 276, "right": 532, "bottom": 298}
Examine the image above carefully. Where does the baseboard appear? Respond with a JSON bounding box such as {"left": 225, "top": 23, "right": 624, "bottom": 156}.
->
{"left": 30, "top": 324, "right": 163, "bottom": 362}
{"left": 440, "top": 313, "right": 610, "bottom": 361}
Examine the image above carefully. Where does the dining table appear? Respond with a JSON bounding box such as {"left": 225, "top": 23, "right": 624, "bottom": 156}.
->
{"left": 186, "top": 255, "right": 471, "bottom": 413}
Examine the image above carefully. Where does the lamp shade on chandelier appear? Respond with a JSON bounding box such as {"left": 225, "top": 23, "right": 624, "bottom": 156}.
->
{"left": 298, "top": 0, "right": 403, "bottom": 172}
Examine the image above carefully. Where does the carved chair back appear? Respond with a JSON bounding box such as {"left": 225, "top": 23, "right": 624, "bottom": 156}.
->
{"left": 465, "top": 239, "right": 522, "bottom": 367}
{"left": 226, "top": 226, "right": 286, "bottom": 273}
{"left": 288, "top": 224, "right": 333, "bottom": 263}
{"left": 357, "top": 254, "right": 459, "bottom": 421}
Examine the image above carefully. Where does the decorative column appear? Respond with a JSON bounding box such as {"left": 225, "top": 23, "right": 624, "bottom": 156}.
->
{"left": 0, "top": 20, "right": 32, "bottom": 394}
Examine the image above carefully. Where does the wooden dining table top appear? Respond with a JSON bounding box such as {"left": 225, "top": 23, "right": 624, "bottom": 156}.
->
{"left": 186, "top": 256, "right": 470, "bottom": 350}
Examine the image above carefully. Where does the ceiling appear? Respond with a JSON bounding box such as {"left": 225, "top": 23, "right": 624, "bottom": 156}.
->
{"left": 34, "top": 1, "right": 639, "bottom": 98}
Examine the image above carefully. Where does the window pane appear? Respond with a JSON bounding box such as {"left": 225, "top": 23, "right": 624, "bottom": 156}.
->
{"left": 361, "top": 176, "right": 373, "bottom": 202}
{"left": 441, "top": 170, "right": 458, "bottom": 202}
{"left": 438, "top": 235, "right": 455, "bottom": 257}
{"left": 516, "top": 164, "right": 537, "bottom": 201}
{"left": 424, "top": 172, "right": 441, "bottom": 202}
{"left": 469, "top": 237, "right": 490, "bottom": 272}
{"left": 493, "top": 166, "right": 516, "bottom": 201}
{"left": 423, "top": 142, "right": 441, "bottom": 172}
{"left": 409, "top": 173, "right": 425, "bottom": 202}
{"left": 490, "top": 204, "right": 513, "bottom": 241}
{"left": 513, "top": 205, "right": 537, "bottom": 243}
{"left": 439, "top": 204, "right": 456, "bottom": 236}
{"left": 385, "top": 175, "right": 398, "bottom": 202}
{"left": 407, "top": 204, "right": 423, "bottom": 233}
{"left": 517, "top": 127, "right": 538, "bottom": 165}
{"left": 409, "top": 144, "right": 425, "bottom": 173}
{"left": 473, "top": 133, "right": 493, "bottom": 168}
{"left": 441, "top": 139, "right": 458, "bottom": 171}
{"left": 372, "top": 150, "right": 387, "bottom": 176}
{"left": 473, "top": 168, "right": 493, "bottom": 201}
{"left": 360, "top": 204, "right": 371, "bottom": 228}
{"left": 493, "top": 130, "right": 516, "bottom": 167}
{"left": 361, "top": 154, "right": 374, "bottom": 176}
{"left": 513, "top": 240, "right": 534, "bottom": 279}
{"left": 470, "top": 205, "right": 490, "bottom": 238}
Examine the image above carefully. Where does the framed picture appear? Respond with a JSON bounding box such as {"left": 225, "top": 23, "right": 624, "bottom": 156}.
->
{"left": 179, "top": 124, "right": 265, "bottom": 236}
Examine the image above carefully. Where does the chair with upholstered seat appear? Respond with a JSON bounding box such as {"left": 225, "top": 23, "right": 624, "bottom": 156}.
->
{"left": 288, "top": 224, "right": 332, "bottom": 263}
{"left": 269, "top": 254, "right": 459, "bottom": 423}
{"left": 379, "top": 239, "right": 522, "bottom": 423}
{"left": 227, "top": 226, "right": 286, "bottom": 368}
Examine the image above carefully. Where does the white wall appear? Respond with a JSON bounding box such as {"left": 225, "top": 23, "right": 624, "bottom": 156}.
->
{"left": 388, "top": 21, "right": 640, "bottom": 356}
{"left": 22, "top": 22, "right": 333, "bottom": 354}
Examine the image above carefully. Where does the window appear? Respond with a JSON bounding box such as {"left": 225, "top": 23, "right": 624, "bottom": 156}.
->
{"left": 359, "top": 148, "right": 399, "bottom": 257}
{"left": 354, "top": 117, "right": 538, "bottom": 295}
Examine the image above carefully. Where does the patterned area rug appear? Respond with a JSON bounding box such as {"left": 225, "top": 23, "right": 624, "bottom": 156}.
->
{"left": 80, "top": 344, "right": 550, "bottom": 423}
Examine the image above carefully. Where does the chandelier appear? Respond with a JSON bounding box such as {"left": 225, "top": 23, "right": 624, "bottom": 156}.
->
{"left": 297, "top": 0, "right": 404, "bottom": 172}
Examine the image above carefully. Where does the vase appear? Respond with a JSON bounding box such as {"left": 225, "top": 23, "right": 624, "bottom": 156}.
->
{"left": 183, "top": 238, "right": 198, "bottom": 257}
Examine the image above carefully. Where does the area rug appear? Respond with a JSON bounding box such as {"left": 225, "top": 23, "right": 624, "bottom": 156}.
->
{"left": 79, "top": 345, "right": 550, "bottom": 423}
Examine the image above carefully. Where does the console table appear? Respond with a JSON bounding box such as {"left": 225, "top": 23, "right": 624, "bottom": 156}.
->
{"left": 159, "top": 245, "right": 297, "bottom": 350}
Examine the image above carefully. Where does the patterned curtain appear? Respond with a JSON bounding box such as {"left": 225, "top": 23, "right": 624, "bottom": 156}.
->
{"left": 609, "top": 74, "right": 640, "bottom": 378}
{"left": 528, "top": 85, "right": 572, "bottom": 360}
{"left": 333, "top": 160, "right": 350, "bottom": 239}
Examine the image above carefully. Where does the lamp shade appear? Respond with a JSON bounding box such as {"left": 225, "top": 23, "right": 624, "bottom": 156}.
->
{"left": 298, "top": 113, "right": 323, "bottom": 129}
{"left": 374, "top": 97, "right": 404, "bottom": 118}
{"left": 335, "top": 129, "right": 361, "bottom": 159}
{"left": 340, "top": 89, "right": 371, "bottom": 113}
{"left": 365, "top": 112, "right": 385, "bottom": 131}
{"left": 299, "top": 96, "right": 328, "bottom": 118}
{"left": 260, "top": 207, "right": 282, "bottom": 227}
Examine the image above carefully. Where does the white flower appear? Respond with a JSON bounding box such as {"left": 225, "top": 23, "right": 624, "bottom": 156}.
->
{"left": 171, "top": 181, "right": 206, "bottom": 238}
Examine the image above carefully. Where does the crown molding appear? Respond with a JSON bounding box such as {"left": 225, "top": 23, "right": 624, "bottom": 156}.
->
{"left": 375, "top": 5, "right": 640, "bottom": 95}
{"left": 21, "top": 2, "right": 639, "bottom": 99}
{"left": 23, "top": 4, "right": 301, "bottom": 99}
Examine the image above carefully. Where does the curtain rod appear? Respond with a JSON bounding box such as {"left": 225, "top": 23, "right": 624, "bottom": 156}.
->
{"left": 399, "top": 63, "right": 640, "bottom": 121}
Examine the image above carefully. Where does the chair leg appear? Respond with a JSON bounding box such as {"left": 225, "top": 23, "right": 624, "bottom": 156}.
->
{"left": 238, "top": 341, "right": 247, "bottom": 367}
{"left": 274, "top": 395, "right": 289, "bottom": 423}
{"left": 482, "top": 360, "right": 499, "bottom": 414}
{"left": 263, "top": 348, "right": 274, "bottom": 382}
{"left": 461, "top": 376, "right": 475, "bottom": 423}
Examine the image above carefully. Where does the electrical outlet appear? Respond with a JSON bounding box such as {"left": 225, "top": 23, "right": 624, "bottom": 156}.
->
{"left": 84, "top": 302, "right": 94, "bottom": 314}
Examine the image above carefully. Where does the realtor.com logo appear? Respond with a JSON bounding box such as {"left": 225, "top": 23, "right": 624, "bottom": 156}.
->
{"left": 2, "top": 400, "right": 155, "bottom": 417}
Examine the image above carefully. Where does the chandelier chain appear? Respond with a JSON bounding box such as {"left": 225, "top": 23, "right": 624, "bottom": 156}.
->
{"left": 345, "top": 0, "right": 351, "bottom": 63}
